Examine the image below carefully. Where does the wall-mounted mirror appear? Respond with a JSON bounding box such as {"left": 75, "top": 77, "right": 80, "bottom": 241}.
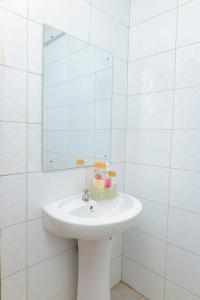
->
{"left": 43, "top": 25, "right": 113, "bottom": 171}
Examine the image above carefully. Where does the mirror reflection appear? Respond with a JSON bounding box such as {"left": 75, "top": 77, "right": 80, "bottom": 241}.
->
{"left": 43, "top": 25, "right": 113, "bottom": 171}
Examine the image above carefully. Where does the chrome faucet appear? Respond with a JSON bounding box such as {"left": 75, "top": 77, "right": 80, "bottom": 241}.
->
{"left": 82, "top": 188, "right": 90, "bottom": 201}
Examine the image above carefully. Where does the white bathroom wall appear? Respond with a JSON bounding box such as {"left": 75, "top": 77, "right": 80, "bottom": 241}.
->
{"left": 123, "top": 0, "right": 200, "bottom": 300}
{"left": 0, "top": 0, "right": 129, "bottom": 299}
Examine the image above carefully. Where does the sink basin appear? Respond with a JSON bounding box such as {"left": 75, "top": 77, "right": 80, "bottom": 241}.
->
{"left": 43, "top": 192, "right": 142, "bottom": 300}
{"left": 43, "top": 192, "right": 142, "bottom": 240}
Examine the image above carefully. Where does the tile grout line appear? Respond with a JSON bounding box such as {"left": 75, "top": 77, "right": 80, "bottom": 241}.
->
{"left": 26, "top": 0, "right": 29, "bottom": 297}
{"left": 2, "top": 163, "right": 200, "bottom": 178}
{"left": 126, "top": 161, "right": 200, "bottom": 173}
{"left": 129, "top": 225, "right": 200, "bottom": 260}
{"left": 128, "top": 84, "right": 200, "bottom": 97}
{"left": 121, "top": 0, "right": 131, "bottom": 280}
{"left": 90, "top": 3, "right": 130, "bottom": 28}
{"left": 123, "top": 256, "right": 200, "bottom": 299}
{"left": 112, "top": 282, "right": 146, "bottom": 300}
{"left": 1, "top": 0, "right": 129, "bottom": 29}
{"left": 49, "top": 283, "right": 77, "bottom": 300}
{"left": 128, "top": 39, "right": 200, "bottom": 64}
{"left": 129, "top": 0, "right": 196, "bottom": 29}
{"left": 163, "top": 3, "right": 179, "bottom": 298}
{"left": 129, "top": 5, "right": 178, "bottom": 28}
{"left": 1, "top": 247, "right": 76, "bottom": 280}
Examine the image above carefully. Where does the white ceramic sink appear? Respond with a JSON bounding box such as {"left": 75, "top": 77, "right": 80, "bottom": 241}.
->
{"left": 43, "top": 192, "right": 142, "bottom": 300}
{"left": 43, "top": 192, "right": 142, "bottom": 240}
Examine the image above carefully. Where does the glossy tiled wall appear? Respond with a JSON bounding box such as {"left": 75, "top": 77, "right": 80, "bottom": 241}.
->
{"left": 123, "top": 1, "right": 200, "bottom": 299}
{"left": 0, "top": 0, "right": 129, "bottom": 299}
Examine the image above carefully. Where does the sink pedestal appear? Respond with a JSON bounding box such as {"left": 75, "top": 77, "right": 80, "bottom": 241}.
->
{"left": 77, "top": 238, "right": 113, "bottom": 300}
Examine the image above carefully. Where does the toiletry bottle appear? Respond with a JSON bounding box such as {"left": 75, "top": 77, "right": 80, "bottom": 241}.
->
{"left": 93, "top": 162, "right": 107, "bottom": 190}
{"left": 108, "top": 170, "right": 117, "bottom": 198}
{"left": 104, "top": 162, "right": 111, "bottom": 188}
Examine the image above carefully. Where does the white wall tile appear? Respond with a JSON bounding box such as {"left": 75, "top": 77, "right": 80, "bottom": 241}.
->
{"left": 110, "top": 256, "right": 122, "bottom": 288}
{"left": 164, "top": 280, "right": 200, "bottom": 300}
{"left": 166, "top": 244, "right": 200, "bottom": 296}
{"left": 178, "top": 0, "right": 191, "bottom": 4}
{"left": 168, "top": 207, "right": 200, "bottom": 255}
{"left": 177, "top": 0, "right": 200, "bottom": 47}
{"left": 28, "top": 218, "right": 75, "bottom": 266}
{"left": 113, "top": 58, "right": 127, "bottom": 95}
{"left": 28, "top": 124, "right": 42, "bottom": 172}
{"left": 175, "top": 43, "right": 200, "bottom": 89}
{"left": 28, "top": 0, "right": 90, "bottom": 42}
{"left": 0, "top": 0, "right": 27, "bottom": 16}
{"left": 1, "top": 223, "right": 27, "bottom": 277}
{"left": 125, "top": 163, "right": 170, "bottom": 204}
{"left": 28, "top": 168, "right": 86, "bottom": 219}
{"left": 52, "top": 285, "right": 77, "bottom": 300}
{"left": 0, "top": 66, "right": 27, "bottom": 122}
{"left": 123, "top": 228, "right": 166, "bottom": 275}
{"left": 170, "top": 169, "right": 200, "bottom": 213}
{"left": 110, "top": 162, "right": 125, "bottom": 192}
{"left": 130, "top": 0, "right": 177, "bottom": 25}
{"left": 91, "top": 7, "right": 128, "bottom": 60}
{"left": 28, "top": 250, "right": 77, "bottom": 300}
{"left": 129, "top": 11, "right": 176, "bottom": 60}
{"left": 28, "top": 21, "right": 43, "bottom": 74}
{"left": 127, "top": 92, "right": 173, "bottom": 129}
{"left": 128, "top": 51, "right": 175, "bottom": 95}
{"left": 111, "top": 129, "right": 126, "bottom": 162}
{"left": 112, "top": 94, "right": 127, "bottom": 129}
{"left": 28, "top": 73, "right": 42, "bottom": 123}
{"left": 111, "top": 234, "right": 122, "bottom": 260}
{"left": 126, "top": 130, "right": 171, "bottom": 167}
{"left": 0, "top": 122, "right": 27, "bottom": 175}
{"left": 174, "top": 87, "right": 200, "bottom": 129}
{"left": 122, "top": 257, "right": 165, "bottom": 300}
{"left": 0, "top": 8, "right": 27, "bottom": 70}
{"left": 91, "top": 0, "right": 130, "bottom": 25}
{"left": 1, "top": 270, "right": 27, "bottom": 300}
{"left": 171, "top": 131, "right": 200, "bottom": 171}
{"left": 0, "top": 174, "right": 26, "bottom": 228}
{"left": 132, "top": 198, "right": 168, "bottom": 240}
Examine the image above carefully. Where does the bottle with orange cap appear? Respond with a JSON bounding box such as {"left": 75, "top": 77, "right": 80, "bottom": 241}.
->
{"left": 108, "top": 170, "right": 117, "bottom": 198}
{"left": 93, "top": 161, "right": 107, "bottom": 190}
{"left": 90, "top": 161, "right": 117, "bottom": 200}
